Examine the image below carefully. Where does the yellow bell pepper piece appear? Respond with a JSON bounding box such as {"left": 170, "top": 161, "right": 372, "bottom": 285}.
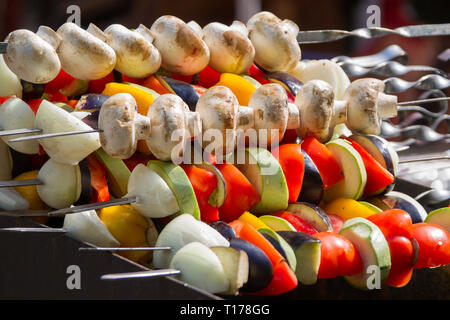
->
{"left": 323, "top": 198, "right": 376, "bottom": 221}
{"left": 99, "top": 205, "right": 151, "bottom": 264}
{"left": 238, "top": 211, "right": 273, "bottom": 231}
{"left": 14, "top": 170, "right": 49, "bottom": 224}
{"left": 215, "top": 73, "right": 257, "bottom": 106}
{"left": 102, "top": 82, "right": 155, "bottom": 115}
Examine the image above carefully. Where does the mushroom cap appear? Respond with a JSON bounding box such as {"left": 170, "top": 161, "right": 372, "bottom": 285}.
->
{"left": 150, "top": 15, "right": 210, "bottom": 76}
{"left": 4, "top": 29, "right": 61, "bottom": 84}
{"left": 344, "top": 78, "right": 384, "bottom": 135}
{"left": 57, "top": 22, "right": 117, "bottom": 80}
{"left": 195, "top": 86, "right": 239, "bottom": 155}
{"left": 248, "top": 83, "right": 289, "bottom": 147}
{"left": 103, "top": 24, "right": 161, "bottom": 78}
{"left": 247, "top": 11, "right": 301, "bottom": 73}
{"left": 146, "top": 94, "right": 188, "bottom": 161}
{"left": 98, "top": 93, "right": 140, "bottom": 159}
{"left": 295, "top": 79, "right": 335, "bottom": 142}
{"left": 203, "top": 21, "right": 255, "bottom": 74}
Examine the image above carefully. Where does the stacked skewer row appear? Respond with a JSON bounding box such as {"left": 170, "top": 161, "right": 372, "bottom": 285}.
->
{"left": 0, "top": 11, "right": 449, "bottom": 297}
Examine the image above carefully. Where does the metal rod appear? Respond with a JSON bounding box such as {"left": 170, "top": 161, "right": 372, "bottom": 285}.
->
{"left": 79, "top": 246, "right": 171, "bottom": 252}
{"left": 48, "top": 196, "right": 138, "bottom": 216}
{"left": 0, "top": 227, "right": 65, "bottom": 233}
{"left": 0, "top": 128, "right": 42, "bottom": 137}
{"left": 101, "top": 269, "right": 181, "bottom": 280}
{"left": 398, "top": 97, "right": 450, "bottom": 106}
{"left": 0, "top": 179, "right": 44, "bottom": 188}
{"left": 0, "top": 210, "right": 51, "bottom": 217}
{"left": 8, "top": 129, "right": 102, "bottom": 143}
{"left": 399, "top": 155, "right": 449, "bottom": 164}
{"left": 297, "top": 23, "right": 450, "bottom": 44}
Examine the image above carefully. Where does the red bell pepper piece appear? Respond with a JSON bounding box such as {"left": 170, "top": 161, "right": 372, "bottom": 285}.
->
{"left": 300, "top": 136, "right": 344, "bottom": 190}
{"left": 182, "top": 165, "right": 220, "bottom": 223}
{"left": 272, "top": 211, "right": 318, "bottom": 235}
{"left": 171, "top": 72, "right": 193, "bottom": 84}
{"left": 123, "top": 153, "right": 156, "bottom": 172}
{"left": 0, "top": 96, "right": 13, "bottom": 104}
{"left": 229, "top": 219, "right": 298, "bottom": 295}
{"left": 248, "top": 64, "right": 271, "bottom": 85}
{"left": 313, "top": 232, "right": 363, "bottom": 279}
{"left": 328, "top": 214, "right": 344, "bottom": 233}
{"left": 411, "top": 223, "right": 450, "bottom": 269}
{"left": 345, "top": 138, "right": 395, "bottom": 195}
{"left": 368, "top": 209, "right": 415, "bottom": 287}
{"left": 121, "top": 74, "right": 145, "bottom": 85}
{"left": 26, "top": 99, "right": 43, "bottom": 114}
{"left": 44, "top": 69, "right": 75, "bottom": 94}
{"left": 86, "top": 154, "right": 110, "bottom": 203}
{"left": 197, "top": 65, "right": 221, "bottom": 88}
{"left": 216, "top": 163, "right": 260, "bottom": 222}
{"left": 271, "top": 144, "right": 304, "bottom": 203}
{"left": 141, "top": 75, "right": 172, "bottom": 95}
{"left": 88, "top": 71, "right": 115, "bottom": 94}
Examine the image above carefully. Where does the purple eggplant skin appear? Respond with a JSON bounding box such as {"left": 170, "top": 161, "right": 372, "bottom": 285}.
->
{"left": 349, "top": 133, "right": 396, "bottom": 195}
{"left": 77, "top": 94, "right": 110, "bottom": 111}
{"left": 74, "top": 158, "right": 92, "bottom": 206}
{"left": 208, "top": 220, "right": 237, "bottom": 241}
{"left": 229, "top": 238, "right": 273, "bottom": 293}
{"left": 297, "top": 150, "right": 324, "bottom": 205}
{"left": 265, "top": 71, "right": 303, "bottom": 96}
{"left": 21, "top": 80, "right": 45, "bottom": 101}
{"left": 277, "top": 231, "right": 320, "bottom": 249}
{"left": 287, "top": 202, "right": 333, "bottom": 232}
{"left": 81, "top": 110, "right": 99, "bottom": 130}
{"left": 160, "top": 76, "right": 199, "bottom": 111}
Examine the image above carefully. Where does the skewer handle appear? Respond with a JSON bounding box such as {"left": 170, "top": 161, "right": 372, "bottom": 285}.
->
{"left": 0, "top": 128, "right": 42, "bottom": 137}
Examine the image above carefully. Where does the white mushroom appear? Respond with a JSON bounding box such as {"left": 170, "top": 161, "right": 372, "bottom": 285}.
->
{"left": 202, "top": 21, "right": 255, "bottom": 74}
{"left": 150, "top": 15, "right": 210, "bottom": 75}
{"left": 145, "top": 94, "right": 191, "bottom": 161}
{"left": 195, "top": 86, "right": 239, "bottom": 155}
{"left": 98, "top": 93, "right": 150, "bottom": 159}
{"left": 56, "top": 22, "right": 116, "bottom": 80}
{"left": 4, "top": 27, "right": 61, "bottom": 84}
{"left": 343, "top": 78, "right": 397, "bottom": 135}
{"left": 247, "top": 11, "right": 301, "bottom": 73}
{"left": 295, "top": 80, "right": 336, "bottom": 142}
{"left": 89, "top": 23, "right": 161, "bottom": 78}
{"left": 247, "top": 83, "right": 299, "bottom": 147}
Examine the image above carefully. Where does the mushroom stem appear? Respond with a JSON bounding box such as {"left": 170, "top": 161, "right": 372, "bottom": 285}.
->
{"left": 236, "top": 106, "right": 255, "bottom": 132}
{"left": 286, "top": 102, "right": 300, "bottom": 130}
{"left": 377, "top": 93, "right": 398, "bottom": 118}
{"left": 36, "top": 26, "right": 61, "bottom": 50}
{"left": 135, "top": 113, "right": 151, "bottom": 140}
{"left": 332, "top": 100, "right": 348, "bottom": 127}
{"left": 185, "top": 112, "right": 202, "bottom": 139}
{"left": 86, "top": 23, "right": 108, "bottom": 42}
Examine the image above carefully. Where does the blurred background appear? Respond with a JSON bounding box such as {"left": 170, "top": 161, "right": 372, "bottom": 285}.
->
{"left": 1, "top": 0, "right": 449, "bottom": 61}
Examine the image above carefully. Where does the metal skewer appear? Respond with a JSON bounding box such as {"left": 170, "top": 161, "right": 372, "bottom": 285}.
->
{"left": 297, "top": 23, "right": 450, "bottom": 44}
{"left": 0, "top": 128, "right": 42, "bottom": 137}
{"left": 0, "top": 179, "right": 43, "bottom": 188}
{"left": 79, "top": 246, "right": 171, "bottom": 252}
{"left": 101, "top": 269, "right": 181, "bottom": 280}
{"left": 5, "top": 97, "right": 448, "bottom": 144}
{"left": 7, "top": 129, "right": 102, "bottom": 143}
